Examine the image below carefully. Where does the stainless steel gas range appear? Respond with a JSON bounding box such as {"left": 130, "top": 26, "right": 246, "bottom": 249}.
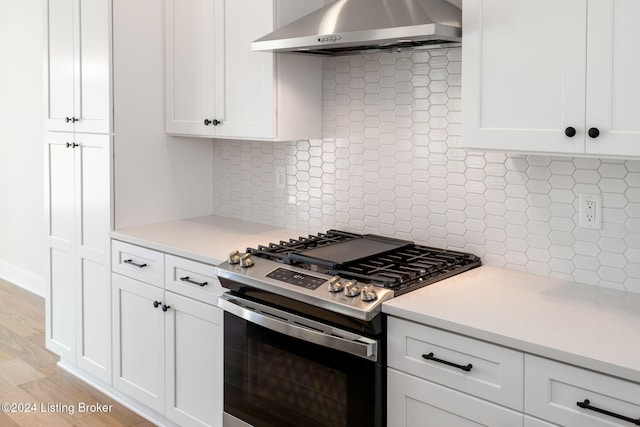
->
{"left": 215, "top": 230, "right": 481, "bottom": 427}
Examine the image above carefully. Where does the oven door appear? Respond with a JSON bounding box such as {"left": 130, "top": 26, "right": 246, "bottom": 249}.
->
{"left": 217, "top": 293, "right": 384, "bottom": 427}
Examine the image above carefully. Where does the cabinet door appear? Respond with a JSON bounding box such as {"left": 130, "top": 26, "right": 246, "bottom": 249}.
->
{"left": 45, "top": 132, "right": 76, "bottom": 360}
{"left": 463, "top": 0, "right": 587, "bottom": 154}
{"left": 45, "top": 0, "right": 111, "bottom": 133}
{"left": 45, "top": 0, "right": 76, "bottom": 132}
{"left": 165, "top": 0, "right": 223, "bottom": 137}
{"left": 75, "top": 134, "right": 111, "bottom": 381}
{"left": 388, "top": 369, "right": 523, "bottom": 427}
{"left": 215, "top": 0, "right": 275, "bottom": 139}
{"left": 586, "top": 0, "right": 640, "bottom": 156}
{"left": 74, "top": 0, "right": 112, "bottom": 133}
{"left": 165, "top": 292, "right": 223, "bottom": 427}
{"left": 112, "top": 274, "right": 165, "bottom": 413}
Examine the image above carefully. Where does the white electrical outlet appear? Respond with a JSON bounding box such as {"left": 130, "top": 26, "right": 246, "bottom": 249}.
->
{"left": 274, "top": 166, "right": 286, "bottom": 190}
{"left": 579, "top": 194, "right": 602, "bottom": 229}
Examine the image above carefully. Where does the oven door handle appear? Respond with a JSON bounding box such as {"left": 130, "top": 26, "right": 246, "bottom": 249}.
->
{"left": 217, "top": 295, "right": 378, "bottom": 362}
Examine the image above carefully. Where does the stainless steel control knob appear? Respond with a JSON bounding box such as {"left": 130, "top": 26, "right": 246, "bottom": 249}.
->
{"left": 344, "top": 280, "right": 360, "bottom": 297}
{"left": 228, "top": 250, "right": 241, "bottom": 265}
{"left": 361, "top": 285, "right": 377, "bottom": 302}
{"left": 328, "top": 276, "right": 344, "bottom": 293}
{"left": 239, "top": 253, "right": 254, "bottom": 268}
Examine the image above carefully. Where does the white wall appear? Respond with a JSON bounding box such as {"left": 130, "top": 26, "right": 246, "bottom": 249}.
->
{"left": 112, "top": 0, "right": 215, "bottom": 229}
{"left": 0, "top": 0, "right": 46, "bottom": 295}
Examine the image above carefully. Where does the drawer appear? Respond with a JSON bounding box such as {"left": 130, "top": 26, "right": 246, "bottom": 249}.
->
{"left": 387, "top": 317, "right": 524, "bottom": 410}
{"left": 165, "top": 254, "right": 224, "bottom": 305}
{"left": 388, "top": 368, "right": 523, "bottom": 427}
{"left": 525, "top": 355, "right": 640, "bottom": 427}
{"left": 112, "top": 240, "right": 164, "bottom": 287}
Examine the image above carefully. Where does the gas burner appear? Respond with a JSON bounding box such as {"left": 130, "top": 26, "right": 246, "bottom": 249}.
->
{"left": 246, "top": 230, "right": 481, "bottom": 296}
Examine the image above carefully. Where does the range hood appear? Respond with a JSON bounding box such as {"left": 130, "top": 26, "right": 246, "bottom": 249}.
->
{"left": 251, "top": 0, "right": 462, "bottom": 56}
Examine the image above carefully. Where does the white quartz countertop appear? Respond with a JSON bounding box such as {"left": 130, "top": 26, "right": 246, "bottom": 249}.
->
{"left": 110, "top": 215, "right": 307, "bottom": 265}
{"left": 111, "top": 217, "right": 640, "bottom": 383}
{"left": 383, "top": 265, "right": 640, "bottom": 383}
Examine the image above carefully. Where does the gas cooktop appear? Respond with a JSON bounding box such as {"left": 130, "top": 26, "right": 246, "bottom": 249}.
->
{"left": 215, "top": 230, "right": 481, "bottom": 321}
{"left": 246, "top": 230, "right": 481, "bottom": 295}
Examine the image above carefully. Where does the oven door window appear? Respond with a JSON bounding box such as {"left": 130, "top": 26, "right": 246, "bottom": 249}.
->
{"left": 224, "top": 312, "right": 382, "bottom": 427}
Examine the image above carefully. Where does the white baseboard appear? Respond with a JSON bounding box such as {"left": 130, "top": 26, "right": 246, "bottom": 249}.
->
{"left": 0, "top": 260, "right": 46, "bottom": 297}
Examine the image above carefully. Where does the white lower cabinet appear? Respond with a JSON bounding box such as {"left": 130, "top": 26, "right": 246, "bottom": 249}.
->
{"left": 112, "top": 273, "right": 166, "bottom": 412}
{"left": 388, "top": 369, "right": 524, "bottom": 426}
{"left": 525, "top": 355, "right": 640, "bottom": 427}
{"left": 387, "top": 317, "right": 524, "bottom": 410}
{"left": 165, "top": 291, "right": 223, "bottom": 427}
{"left": 387, "top": 315, "right": 640, "bottom": 427}
{"left": 387, "top": 316, "right": 524, "bottom": 426}
{"left": 111, "top": 240, "right": 223, "bottom": 427}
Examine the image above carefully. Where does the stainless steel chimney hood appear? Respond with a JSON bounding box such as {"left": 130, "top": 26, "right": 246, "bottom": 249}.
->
{"left": 252, "top": 0, "right": 462, "bottom": 56}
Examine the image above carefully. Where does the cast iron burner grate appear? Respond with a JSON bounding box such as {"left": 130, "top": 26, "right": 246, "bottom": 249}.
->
{"left": 247, "top": 230, "right": 481, "bottom": 296}
{"left": 335, "top": 245, "right": 480, "bottom": 295}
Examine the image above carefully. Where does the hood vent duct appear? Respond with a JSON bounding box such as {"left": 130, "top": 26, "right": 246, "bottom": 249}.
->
{"left": 252, "top": 0, "right": 462, "bottom": 56}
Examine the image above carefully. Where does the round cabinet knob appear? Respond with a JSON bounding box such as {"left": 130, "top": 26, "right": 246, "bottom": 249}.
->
{"left": 328, "top": 276, "right": 344, "bottom": 293}
{"left": 588, "top": 127, "right": 600, "bottom": 138}
{"left": 228, "top": 250, "right": 241, "bottom": 265}
{"left": 564, "top": 127, "right": 576, "bottom": 137}
{"left": 204, "top": 119, "right": 221, "bottom": 126}
{"left": 239, "top": 253, "right": 254, "bottom": 268}
{"left": 361, "top": 285, "right": 377, "bottom": 302}
{"left": 344, "top": 280, "right": 360, "bottom": 297}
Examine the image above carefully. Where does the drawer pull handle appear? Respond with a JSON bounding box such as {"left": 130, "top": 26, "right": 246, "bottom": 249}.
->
{"left": 422, "top": 352, "right": 473, "bottom": 372}
{"left": 180, "top": 276, "right": 208, "bottom": 287}
{"left": 124, "top": 259, "right": 147, "bottom": 268}
{"left": 577, "top": 399, "right": 640, "bottom": 425}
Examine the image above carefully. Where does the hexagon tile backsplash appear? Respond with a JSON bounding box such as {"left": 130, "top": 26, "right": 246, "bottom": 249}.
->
{"left": 212, "top": 48, "right": 640, "bottom": 293}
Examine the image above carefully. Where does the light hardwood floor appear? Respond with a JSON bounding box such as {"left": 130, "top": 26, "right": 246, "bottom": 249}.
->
{"left": 0, "top": 278, "right": 156, "bottom": 426}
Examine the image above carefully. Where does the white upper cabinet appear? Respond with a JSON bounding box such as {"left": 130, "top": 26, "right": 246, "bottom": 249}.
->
{"left": 585, "top": 0, "right": 640, "bottom": 156}
{"left": 463, "top": 0, "right": 640, "bottom": 157}
{"left": 44, "top": 0, "right": 112, "bottom": 134}
{"left": 165, "top": 0, "right": 324, "bottom": 141}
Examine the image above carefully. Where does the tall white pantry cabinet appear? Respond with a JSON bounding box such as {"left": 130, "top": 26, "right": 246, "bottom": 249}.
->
{"left": 44, "top": 0, "right": 113, "bottom": 384}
